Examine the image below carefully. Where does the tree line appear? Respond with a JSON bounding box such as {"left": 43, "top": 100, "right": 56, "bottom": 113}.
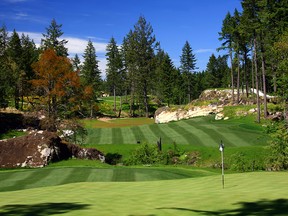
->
{"left": 0, "top": 0, "right": 287, "bottom": 121}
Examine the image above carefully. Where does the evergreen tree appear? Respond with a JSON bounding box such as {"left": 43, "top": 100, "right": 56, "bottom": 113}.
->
{"left": 0, "top": 25, "right": 10, "bottom": 107}
{"left": 179, "top": 41, "right": 197, "bottom": 103}
{"left": 122, "top": 16, "right": 157, "bottom": 117}
{"left": 20, "top": 33, "right": 38, "bottom": 109}
{"left": 6, "top": 30, "right": 22, "bottom": 109}
{"left": 81, "top": 40, "right": 101, "bottom": 117}
{"left": 218, "top": 12, "right": 236, "bottom": 103}
{"left": 72, "top": 54, "right": 81, "bottom": 72}
{"left": 106, "top": 37, "right": 124, "bottom": 111}
{"left": 41, "top": 19, "right": 68, "bottom": 57}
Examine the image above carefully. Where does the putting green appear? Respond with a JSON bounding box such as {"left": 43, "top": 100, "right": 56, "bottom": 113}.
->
{"left": 0, "top": 172, "right": 287, "bottom": 215}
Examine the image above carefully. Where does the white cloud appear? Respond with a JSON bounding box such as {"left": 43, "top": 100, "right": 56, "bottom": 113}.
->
{"left": 195, "top": 49, "right": 214, "bottom": 54}
{"left": 15, "top": 31, "right": 108, "bottom": 78}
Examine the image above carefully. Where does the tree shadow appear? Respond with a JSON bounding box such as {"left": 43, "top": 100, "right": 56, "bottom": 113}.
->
{"left": 0, "top": 202, "right": 90, "bottom": 216}
{"left": 157, "top": 198, "right": 288, "bottom": 215}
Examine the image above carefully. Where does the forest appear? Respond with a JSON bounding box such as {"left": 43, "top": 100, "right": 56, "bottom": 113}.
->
{"left": 0, "top": 0, "right": 287, "bottom": 123}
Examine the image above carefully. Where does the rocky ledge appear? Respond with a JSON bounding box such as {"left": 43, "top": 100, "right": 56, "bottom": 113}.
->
{"left": 0, "top": 130, "right": 105, "bottom": 168}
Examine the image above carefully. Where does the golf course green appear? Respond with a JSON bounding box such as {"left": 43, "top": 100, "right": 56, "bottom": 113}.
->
{"left": 0, "top": 171, "right": 287, "bottom": 215}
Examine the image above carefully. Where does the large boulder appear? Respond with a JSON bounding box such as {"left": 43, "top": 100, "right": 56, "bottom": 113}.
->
{"left": 155, "top": 105, "right": 223, "bottom": 124}
{"left": 0, "top": 131, "right": 104, "bottom": 168}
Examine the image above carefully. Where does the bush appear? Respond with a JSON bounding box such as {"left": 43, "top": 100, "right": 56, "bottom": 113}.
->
{"left": 266, "top": 122, "right": 288, "bottom": 170}
{"left": 125, "top": 143, "right": 163, "bottom": 165}
{"left": 105, "top": 153, "right": 122, "bottom": 165}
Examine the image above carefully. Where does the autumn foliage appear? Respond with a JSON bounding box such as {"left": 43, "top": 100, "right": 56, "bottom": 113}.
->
{"left": 31, "top": 49, "right": 81, "bottom": 118}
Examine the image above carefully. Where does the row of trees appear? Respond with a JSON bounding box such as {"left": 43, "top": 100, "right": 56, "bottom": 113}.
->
{"left": 218, "top": 0, "right": 288, "bottom": 122}
{"left": 1, "top": 0, "right": 287, "bottom": 121}
{"left": 0, "top": 19, "right": 102, "bottom": 126}
{"left": 1, "top": 16, "right": 216, "bottom": 119}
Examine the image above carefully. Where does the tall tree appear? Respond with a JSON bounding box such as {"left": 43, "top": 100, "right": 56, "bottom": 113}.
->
{"left": 0, "top": 25, "right": 10, "bottom": 108}
{"left": 81, "top": 40, "right": 101, "bottom": 117}
{"left": 180, "top": 41, "right": 197, "bottom": 103}
{"left": 6, "top": 30, "right": 22, "bottom": 109}
{"left": 41, "top": 19, "right": 68, "bottom": 57}
{"left": 72, "top": 54, "right": 81, "bottom": 73}
{"left": 106, "top": 37, "right": 124, "bottom": 112}
{"left": 122, "top": 16, "right": 157, "bottom": 117}
{"left": 31, "top": 49, "right": 80, "bottom": 126}
{"left": 218, "top": 12, "right": 236, "bottom": 103}
{"left": 20, "top": 33, "right": 38, "bottom": 109}
{"left": 241, "top": 0, "right": 262, "bottom": 122}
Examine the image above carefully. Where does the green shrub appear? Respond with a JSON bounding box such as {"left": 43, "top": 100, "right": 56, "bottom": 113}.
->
{"left": 125, "top": 143, "right": 164, "bottom": 165}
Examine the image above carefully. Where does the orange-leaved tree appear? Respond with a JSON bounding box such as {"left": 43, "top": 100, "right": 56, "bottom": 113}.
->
{"left": 31, "top": 49, "right": 81, "bottom": 123}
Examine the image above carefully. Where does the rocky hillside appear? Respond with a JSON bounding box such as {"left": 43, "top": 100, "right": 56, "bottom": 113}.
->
{"left": 154, "top": 88, "right": 276, "bottom": 124}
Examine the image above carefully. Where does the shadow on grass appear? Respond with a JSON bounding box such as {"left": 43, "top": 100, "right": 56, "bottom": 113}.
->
{"left": 0, "top": 202, "right": 90, "bottom": 216}
{"left": 158, "top": 199, "right": 288, "bottom": 215}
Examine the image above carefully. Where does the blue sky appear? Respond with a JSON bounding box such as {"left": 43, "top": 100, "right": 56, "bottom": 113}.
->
{"left": 0, "top": 0, "right": 242, "bottom": 77}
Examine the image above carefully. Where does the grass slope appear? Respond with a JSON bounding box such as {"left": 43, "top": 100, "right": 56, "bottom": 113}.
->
{"left": 84, "top": 116, "right": 269, "bottom": 146}
{"left": 0, "top": 167, "right": 217, "bottom": 192}
{"left": 0, "top": 172, "right": 287, "bottom": 215}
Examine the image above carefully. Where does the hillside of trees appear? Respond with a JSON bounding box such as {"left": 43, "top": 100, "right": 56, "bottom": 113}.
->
{"left": 0, "top": 0, "right": 287, "bottom": 124}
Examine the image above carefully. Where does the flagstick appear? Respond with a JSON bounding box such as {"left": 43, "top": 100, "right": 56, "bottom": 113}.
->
{"left": 219, "top": 140, "right": 225, "bottom": 189}
{"left": 221, "top": 149, "right": 224, "bottom": 189}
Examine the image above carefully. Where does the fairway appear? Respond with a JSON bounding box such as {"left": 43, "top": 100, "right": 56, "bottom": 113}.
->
{"left": 0, "top": 171, "right": 287, "bottom": 215}
{"left": 84, "top": 116, "right": 269, "bottom": 147}
{"left": 0, "top": 167, "right": 217, "bottom": 192}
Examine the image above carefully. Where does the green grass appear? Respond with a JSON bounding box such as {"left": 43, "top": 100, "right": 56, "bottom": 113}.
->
{"left": 0, "top": 166, "right": 218, "bottom": 192}
{"left": 84, "top": 115, "right": 270, "bottom": 146}
{"left": 0, "top": 171, "right": 287, "bottom": 215}
{"left": 0, "top": 130, "right": 26, "bottom": 140}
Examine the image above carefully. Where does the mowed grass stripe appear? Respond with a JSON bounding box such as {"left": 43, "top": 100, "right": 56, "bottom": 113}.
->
{"left": 60, "top": 168, "right": 93, "bottom": 184}
{"left": 199, "top": 123, "right": 246, "bottom": 146}
{"left": 0, "top": 169, "right": 54, "bottom": 192}
{"left": 130, "top": 126, "right": 146, "bottom": 143}
{"left": 99, "top": 128, "right": 112, "bottom": 144}
{"left": 85, "top": 128, "right": 101, "bottom": 144}
{"left": 148, "top": 124, "right": 173, "bottom": 144}
{"left": 112, "top": 128, "right": 123, "bottom": 144}
{"left": 87, "top": 169, "right": 114, "bottom": 181}
{"left": 157, "top": 124, "right": 187, "bottom": 144}
{"left": 185, "top": 119, "right": 240, "bottom": 147}
{"left": 168, "top": 122, "right": 202, "bottom": 145}
{"left": 138, "top": 125, "right": 159, "bottom": 144}
{"left": 112, "top": 169, "right": 135, "bottom": 181}
{"left": 121, "top": 127, "right": 137, "bottom": 144}
{"left": 181, "top": 120, "right": 223, "bottom": 146}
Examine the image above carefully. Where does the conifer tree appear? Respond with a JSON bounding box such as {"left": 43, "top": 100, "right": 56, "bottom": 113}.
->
{"left": 106, "top": 37, "right": 124, "bottom": 111}
{"left": 81, "top": 40, "right": 101, "bottom": 117}
{"left": 41, "top": 19, "right": 68, "bottom": 57}
{"left": 180, "top": 41, "right": 197, "bottom": 103}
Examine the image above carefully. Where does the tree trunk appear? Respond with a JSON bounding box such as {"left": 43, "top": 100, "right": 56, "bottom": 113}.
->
{"left": 261, "top": 47, "right": 267, "bottom": 118}
{"left": 118, "top": 96, "right": 122, "bottom": 118}
{"left": 254, "top": 38, "right": 261, "bottom": 123}
{"left": 236, "top": 51, "right": 240, "bottom": 104}
{"left": 229, "top": 49, "right": 234, "bottom": 104}
{"left": 113, "top": 86, "right": 116, "bottom": 111}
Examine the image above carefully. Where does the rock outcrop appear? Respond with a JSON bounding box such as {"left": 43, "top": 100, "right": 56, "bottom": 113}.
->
{"left": 155, "top": 105, "right": 223, "bottom": 124}
{"left": 0, "top": 131, "right": 105, "bottom": 168}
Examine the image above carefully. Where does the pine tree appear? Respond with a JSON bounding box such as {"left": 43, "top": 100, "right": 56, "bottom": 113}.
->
{"left": 81, "top": 40, "right": 101, "bottom": 117}
{"left": 72, "top": 54, "right": 81, "bottom": 73}
{"left": 6, "top": 30, "right": 22, "bottom": 109}
{"left": 122, "top": 16, "right": 157, "bottom": 117}
{"left": 106, "top": 37, "right": 124, "bottom": 112}
{"left": 0, "top": 25, "right": 10, "bottom": 107}
{"left": 41, "top": 19, "right": 68, "bottom": 57}
{"left": 180, "top": 41, "right": 197, "bottom": 103}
